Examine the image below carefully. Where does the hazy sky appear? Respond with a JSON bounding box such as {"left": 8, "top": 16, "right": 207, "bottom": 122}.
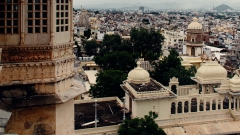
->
{"left": 73, "top": 0, "right": 238, "bottom": 5}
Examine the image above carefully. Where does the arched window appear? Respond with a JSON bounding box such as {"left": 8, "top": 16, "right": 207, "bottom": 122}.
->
{"left": 191, "top": 98, "right": 197, "bottom": 112}
{"left": 178, "top": 102, "right": 182, "bottom": 113}
{"left": 171, "top": 102, "right": 176, "bottom": 114}
{"left": 191, "top": 47, "right": 195, "bottom": 56}
{"left": 184, "top": 101, "right": 189, "bottom": 113}
{"left": 171, "top": 85, "right": 177, "bottom": 94}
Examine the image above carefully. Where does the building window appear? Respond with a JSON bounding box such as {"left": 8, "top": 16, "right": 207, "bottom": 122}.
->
{"left": 56, "top": 0, "right": 69, "bottom": 32}
{"left": 27, "top": 0, "right": 48, "bottom": 33}
{"left": 0, "top": 0, "right": 19, "bottom": 34}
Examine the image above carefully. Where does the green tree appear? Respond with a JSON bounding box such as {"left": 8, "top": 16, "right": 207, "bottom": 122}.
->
{"left": 82, "top": 40, "right": 99, "bottom": 56}
{"left": 101, "top": 34, "right": 122, "bottom": 53}
{"left": 84, "top": 28, "right": 91, "bottom": 39}
{"left": 118, "top": 111, "right": 166, "bottom": 135}
{"left": 94, "top": 11, "right": 99, "bottom": 14}
{"left": 94, "top": 51, "right": 136, "bottom": 72}
{"left": 130, "top": 28, "right": 164, "bottom": 61}
{"left": 75, "top": 41, "right": 81, "bottom": 57}
{"left": 142, "top": 19, "right": 150, "bottom": 24}
{"left": 89, "top": 69, "right": 127, "bottom": 98}
{"left": 151, "top": 49, "right": 196, "bottom": 86}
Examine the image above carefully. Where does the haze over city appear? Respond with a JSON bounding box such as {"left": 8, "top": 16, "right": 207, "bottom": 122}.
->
{"left": 73, "top": 0, "right": 240, "bottom": 10}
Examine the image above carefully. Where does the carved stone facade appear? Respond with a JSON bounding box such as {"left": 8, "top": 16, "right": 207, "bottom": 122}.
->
{"left": 0, "top": 58, "right": 75, "bottom": 86}
{"left": 1, "top": 44, "right": 74, "bottom": 63}
{"left": 0, "top": 0, "right": 79, "bottom": 135}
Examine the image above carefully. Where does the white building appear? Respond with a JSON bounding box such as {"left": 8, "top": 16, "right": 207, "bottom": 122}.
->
{"left": 162, "top": 29, "right": 185, "bottom": 56}
{"left": 121, "top": 60, "right": 240, "bottom": 134}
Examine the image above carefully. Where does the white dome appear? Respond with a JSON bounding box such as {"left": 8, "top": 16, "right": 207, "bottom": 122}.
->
{"left": 127, "top": 61, "right": 150, "bottom": 84}
{"left": 230, "top": 75, "right": 240, "bottom": 84}
{"left": 195, "top": 61, "right": 227, "bottom": 83}
{"left": 187, "top": 17, "right": 202, "bottom": 30}
{"left": 229, "top": 75, "right": 240, "bottom": 92}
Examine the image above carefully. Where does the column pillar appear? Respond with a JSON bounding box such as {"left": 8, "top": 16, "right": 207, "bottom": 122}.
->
{"left": 237, "top": 97, "right": 239, "bottom": 110}
{"left": 209, "top": 85, "right": 213, "bottom": 93}
{"left": 50, "top": 0, "right": 56, "bottom": 45}
{"left": 197, "top": 100, "right": 199, "bottom": 112}
{"left": 69, "top": 0, "right": 73, "bottom": 42}
{"left": 175, "top": 103, "right": 178, "bottom": 114}
{"left": 210, "top": 99, "right": 212, "bottom": 111}
{"left": 221, "top": 98, "right": 223, "bottom": 110}
{"left": 202, "top": 85, "right": 205, "bottom": 94}
{"left": 20, "top": 0, "right": 25, "bottom": 45}
{"left": 189, "top": 100, "right": 191, "bottom": 113}
{"left": 229, "top": 98, "right": 231, "bottom": 109}
{"left": 216, "top": 98, "right": 218, "bottom": 110}
{"left": 204, "top": 100, "right": 206, "bottom": 111}
{"left": 182, "top": 101, "right": 185, "bottom": 113}
{"left": 234, "top": 97, "right": 236, "bottom": 110}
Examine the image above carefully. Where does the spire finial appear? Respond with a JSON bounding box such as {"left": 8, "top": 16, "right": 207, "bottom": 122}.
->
{"left": 137, "top": 61, "right": 141, "bottom": 67}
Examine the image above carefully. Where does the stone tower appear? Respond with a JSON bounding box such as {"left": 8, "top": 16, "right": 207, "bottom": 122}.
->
{"left": 0, "top": 0, "right": 80, "bottom": 134}
{"left": 77, "top": 9, "right": 89, "bottom": 28}
{"left": 185, "top": 17, "right": 204, "bottom": 56}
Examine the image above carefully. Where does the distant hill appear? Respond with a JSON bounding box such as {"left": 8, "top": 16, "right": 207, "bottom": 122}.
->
{"left": 214, "top": 4, "right": 233, "bottom": 11}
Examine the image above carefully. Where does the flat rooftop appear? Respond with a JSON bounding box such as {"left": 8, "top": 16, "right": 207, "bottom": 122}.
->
{"left": 74, "top": 100, "right": 129, "bottom": 129}
{"left": 129, "top": 80, "right": 162, "bottom": 92}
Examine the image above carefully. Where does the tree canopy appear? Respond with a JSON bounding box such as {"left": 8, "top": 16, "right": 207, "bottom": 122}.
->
{"left": 151, "top": 49, "right": 197, "bottom": 86}
{"left": 101, "top": 34, "right": 122, "bottom": 53}
{"left": 130, "top": 28, "right": 164, "bottom": 61}
{"left": 84, "top": 28, "right": 91, "bottom": 39}
{"left": 88, "top": 28, "right": 165, "bottom": 98}
{"left": 94, "top": 34, "right": 137, "bottom": 72}
{"left": 82, "top": 40, "right": 99, "bottom": 56}
{"left": 118, "top": 111, "right": 166, "bottom": 135}
{"left": 89, "top": 69, "right": 127, "bottom": 98}
{"left": 84, "top": 28, "right": 164, "bottom": 62}
{"left": 142, "top": 19, "right": 150, "bottom": 24}
{"left": 94, "top": 51, "right": 136, "bottom": 72}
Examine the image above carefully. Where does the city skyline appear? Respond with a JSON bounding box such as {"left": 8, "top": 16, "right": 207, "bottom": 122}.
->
{"left": 73, "top": 0, "right": 240, "bottom": 10}
{"left": 74, "top": 0, "right": 239, "bottom": 5}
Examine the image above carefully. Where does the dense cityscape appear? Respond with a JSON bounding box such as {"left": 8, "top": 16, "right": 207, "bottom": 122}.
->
{"left": 1, "top": 0, "right": 240, "bottom": 135}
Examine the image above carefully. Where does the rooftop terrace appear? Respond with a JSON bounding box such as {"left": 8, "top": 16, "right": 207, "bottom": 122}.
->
{"left": 74, "top": 100, "right": 130, "bottom": 129}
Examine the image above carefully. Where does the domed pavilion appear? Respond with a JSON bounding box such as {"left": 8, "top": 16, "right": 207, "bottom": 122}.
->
{"left": 127, "top": 61, "right": 150, "bottom": 84}
{"left": 185, "top": 17, "right": 204, "bottom": 56}
{"left": 191, "top": 61, "right": 227, "bottom": 94}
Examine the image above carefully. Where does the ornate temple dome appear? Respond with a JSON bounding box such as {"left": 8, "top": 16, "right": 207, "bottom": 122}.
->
{"left": 229, "top": 75, "right": 240, "bottom": 92}
{"left": 187, "top": 17, "right": 202, "bottom": 30}
{"left": 127, "top": 61, "right": 150, "bottom": 84}
{"left": 195, "top": 61, "right": 227, "bottom": 83}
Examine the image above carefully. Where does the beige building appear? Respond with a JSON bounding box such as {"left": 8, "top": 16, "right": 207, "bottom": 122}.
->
{"left": 163, "top": 29, "right": 185, "bottom": 46}
{"left": 121, "top": 60, "right": 240, "bottom": 134}
{"left": 0, "top": 0, "right": 84, "bottom": 135}
{"left": 162, "top": 29, "right": 185, "bottom": 56}
{"left": 184, "top": 17, "right": 204, "bottom": 56}
{"left": 181, "top": 17, "right": 205, "bottom": 69}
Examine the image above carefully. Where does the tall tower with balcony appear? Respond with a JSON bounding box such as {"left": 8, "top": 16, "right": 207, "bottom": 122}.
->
{"left": 0, "top": 0, "right": 80, "bottom": 134}
{"left": 185, "top": 17, "right": 204, "bottom": 56}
